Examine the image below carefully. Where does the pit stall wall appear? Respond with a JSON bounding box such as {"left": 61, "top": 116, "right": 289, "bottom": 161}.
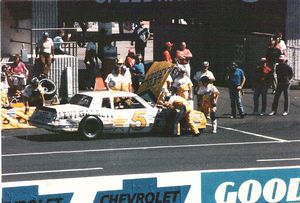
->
{"left": 49, "top": 55, "right": 79, "bottom": 99}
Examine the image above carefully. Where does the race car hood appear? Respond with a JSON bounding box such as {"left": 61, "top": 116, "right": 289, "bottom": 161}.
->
{"left": 138, "top": 61, "right": 175, "bottom": 105}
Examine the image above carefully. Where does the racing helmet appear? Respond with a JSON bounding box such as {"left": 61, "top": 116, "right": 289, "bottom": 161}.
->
{"left": 31, "top": 77, "right": 40, "bottom": 84}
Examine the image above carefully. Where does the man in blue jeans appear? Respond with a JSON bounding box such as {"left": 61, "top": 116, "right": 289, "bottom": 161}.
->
{"left": 226, "top": 62, "right": 246, "bottom": 119}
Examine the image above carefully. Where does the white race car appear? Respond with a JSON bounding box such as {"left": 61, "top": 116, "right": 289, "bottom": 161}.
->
{"left": 29, "top": 91, "right": 159, "bottom": 139}
{"left": 29, "top": 62, "right": 207, "bottom": 139}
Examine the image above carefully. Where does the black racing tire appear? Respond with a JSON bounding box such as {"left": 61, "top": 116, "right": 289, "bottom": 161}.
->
{"left": 40, "top": 78, "right": 56, "bottom": 100}
{"left": 78, "top": 116, "right": 103, "bottom": 139}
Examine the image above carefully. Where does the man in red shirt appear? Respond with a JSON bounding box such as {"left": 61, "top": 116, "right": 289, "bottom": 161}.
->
{"left": 176, "top": 41, "right": 192, "bottom": 77}
{"left": 163, "top": 41, "right": 173, "bottom": 63}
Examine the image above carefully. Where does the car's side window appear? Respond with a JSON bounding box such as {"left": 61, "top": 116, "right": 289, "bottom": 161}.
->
{"left": 113, "top": 97, "right": 146, "bottom": 109}
{"left": 102, "top": 97, "right": 111, "bottom": 109}
{"left": 114, "top": 97, "right": 131, "bottom": 109}
{"left": 131, "top": 97, "right": 145, "bottom": 109}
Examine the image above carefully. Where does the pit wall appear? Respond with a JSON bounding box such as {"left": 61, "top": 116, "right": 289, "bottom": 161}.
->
{"left": 2, "top": 166, "right": 300, "bottom": 203}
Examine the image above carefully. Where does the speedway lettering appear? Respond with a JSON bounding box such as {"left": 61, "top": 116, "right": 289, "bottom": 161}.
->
{"left": 201, "top": 167, "right": 300, "bottom": 203}
{"left": 94, "top": 178, "right": 190, "bottom": 203}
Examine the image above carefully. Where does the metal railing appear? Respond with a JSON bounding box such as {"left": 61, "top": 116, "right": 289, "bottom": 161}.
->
{"left": 10, "top": 27, "right": 78, "bottom": 61}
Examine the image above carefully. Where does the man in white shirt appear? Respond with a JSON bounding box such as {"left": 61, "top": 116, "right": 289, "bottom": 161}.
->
{"left": 22, "top": 77, "right": 45, "bottom": 114}
{"left": 193, "top": 61, "right": 215, "bottom": 86}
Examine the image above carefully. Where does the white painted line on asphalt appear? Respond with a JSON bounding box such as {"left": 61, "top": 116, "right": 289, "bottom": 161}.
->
{"left": 2, "top": 167, "right": 104, "bottom": 176}
{"left": 4, "top": 140, "right": 300, "bottom": 157}
{"left": 215, "top": 124, "right": 288, "bottom": 142}
{"left": 257, "top": 158, "right": 300, "bottom": 162}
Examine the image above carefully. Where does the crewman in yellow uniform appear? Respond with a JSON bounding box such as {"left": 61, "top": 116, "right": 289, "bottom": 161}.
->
{"left": 164, "top": 95, "right": 200, "bottom": 136}
{"left": 172, "top": 68, "right": 193, "bottom": 100}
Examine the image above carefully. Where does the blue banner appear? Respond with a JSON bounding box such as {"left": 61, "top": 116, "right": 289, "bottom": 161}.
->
{"left": 201, "top": 168, "right": 300, "bottom": 203}
{"left": 2, "top": 185, "right": 73, "bottom": 203}
{"left": 94, "top": 178, "right": 190, "bottom": 203}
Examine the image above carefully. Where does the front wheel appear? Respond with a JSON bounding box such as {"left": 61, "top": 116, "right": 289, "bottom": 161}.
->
{"left": 78, "top": 116, "right": 103, "bottom": 139}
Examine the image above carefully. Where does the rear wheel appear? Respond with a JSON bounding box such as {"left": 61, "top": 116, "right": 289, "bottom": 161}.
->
{"left": 78, "top": 116, "right": 103, "bottom": 139}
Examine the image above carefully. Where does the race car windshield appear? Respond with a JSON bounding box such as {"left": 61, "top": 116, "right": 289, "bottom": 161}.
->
{"left": 69, "top": 94, "right": 93, "bottom": 107}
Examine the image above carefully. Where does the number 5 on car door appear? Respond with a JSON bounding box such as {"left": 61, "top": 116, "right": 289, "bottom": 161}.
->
{"left": 130, "top": 111, "right": 147, "bottom": 129}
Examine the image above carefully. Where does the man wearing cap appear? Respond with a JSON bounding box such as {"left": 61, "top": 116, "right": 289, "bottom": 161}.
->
{"left": 253, "top": 57, "right": 272, "bottom": 115}
{"left": 163, "top": 41, "right": 173, "bottom": 63}
{"left": 269, "top": 55, "right": 293, "bottom": 116}
{"left": 193, "top": 61, "right": 215, "bottom": 113}
{"left": 172, "top": 68, "right": 193, "bottom": 100}
{"left": 225, "top": 62, "right": 246, "bottom": 119}
{"left": 176, "top": 41, "right": 193, "bottom": 77}
{"left": 22, "top": 77, "right": 45, "bottom": 114}
{"left": 36, "top": 32, "right": 54, "bottom": 76}
{"left": 193, "top": 61, "right": 215, "bottom": 89}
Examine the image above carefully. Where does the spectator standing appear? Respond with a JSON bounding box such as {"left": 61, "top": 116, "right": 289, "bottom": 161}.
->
{"left": 125, "top": 48, "right": 136, "bottom": 69}
{"left": 253, "top": 57, "right": 272, "bottom": 115}
{"left": 131, "top": 22, "right": 150, "bottom": 62}
{"left": 172, "top": 68, "right": 193, "bottom": 100}
{"left": 36, "top": 32, "right": 54, "bottom": 76}
{"left": 131, "top": 54, "right": 145, "bottom": 93}
{"left": 197, "top": 76, "right": 220, "bottom": 133}
{"left": 22, "top": 77, "right": 45, "bottom": 114}
{"left": 193, "top": 61, "right": 215, "bottom": 85}
{"left": 105, "top": 64, "right": 124, "bottom": 91}
{"left": 9, "top": 54, "right": 29, "bottom": 91}
{"left": 84, "top": 41, "right": 101, "bottom": 90}
{"left": 274, "top": 32, "right": 287, "bottom": 56}
{"left": 269, "top": 55, "right": 293, "bottom": 116}
{"left": 164, "top": 95, "right": 200, "bottom": 136}
{"left": 163, "top": 41, "right": 173, "bottom": 63}
{"left": 193, "top": 61, "right": 216, "bottom": 110}
{"left": 117, "top": 58, "right": 132, "bottom": 92}
{"left": 225, "top": 62, "right": 246, "bottom": 119}
{"left": 266, "top": 39, "right": 282, "bottom": 94}
{"left": 175, "top": 41, "right": 193, "bottom": 77}
{"left": 53, "top": 30, "right": 66, "bottom": 55}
